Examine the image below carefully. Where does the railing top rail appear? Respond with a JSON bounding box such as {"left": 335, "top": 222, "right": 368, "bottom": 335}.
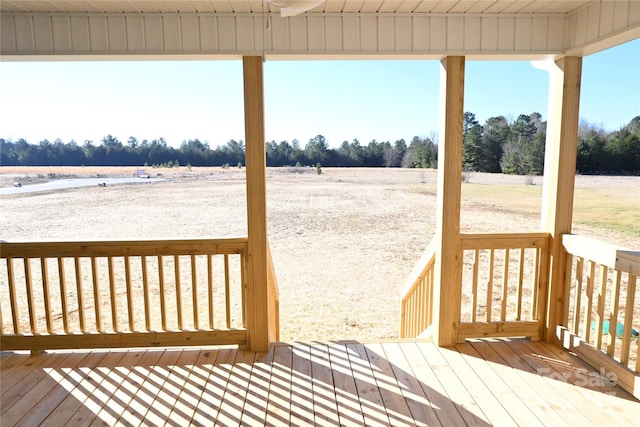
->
{"left": 563, "top": 234, "right": 640, "bottom": 274}
{"left": 400, "top": 238, "right": 436, "bottom": 300}
{"left": 460, "top": 232, "right": 550, "bottom": 250}
{"left": 0, "top": 236, "right": 248, "bottom": 258}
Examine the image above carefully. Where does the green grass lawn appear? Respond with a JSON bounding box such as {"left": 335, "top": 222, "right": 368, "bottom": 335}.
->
{"left": 460, "top": 183, "right": 640, "bottom": 237}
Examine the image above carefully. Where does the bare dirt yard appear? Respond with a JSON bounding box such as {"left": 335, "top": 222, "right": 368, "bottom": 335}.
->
{"left": 1, "top": 166, "right": 638, "bottom": 341}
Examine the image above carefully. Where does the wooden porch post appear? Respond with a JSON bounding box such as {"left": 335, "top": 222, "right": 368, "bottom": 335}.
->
{"left": 243, "top": 56, "right": 270, "bottom": 352}
{"left": 433, "top": 56, "right": 465, "bottom": 347}
{"left": 541, "top": 56, "right": 582, "bottom": 344}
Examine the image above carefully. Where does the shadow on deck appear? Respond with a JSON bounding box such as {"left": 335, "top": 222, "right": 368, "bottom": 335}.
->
{"left": 1, "top": 338, "right": 637, "bottom": 426}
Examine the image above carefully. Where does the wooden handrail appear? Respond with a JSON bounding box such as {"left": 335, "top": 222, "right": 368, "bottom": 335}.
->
{"left": 563, "top": 234, "right": 640, "bottom": 275}
{"left": 400, "top": 239, "right": 437, "bottom": 339}
{"left": 0, "top": 237, "right": 249, "bottom": 351}
{"left": 561, "top": 234, "right": 640, "bottom": 399}
{"left": 457, "top": 232, "right": 550, "bottom": 342}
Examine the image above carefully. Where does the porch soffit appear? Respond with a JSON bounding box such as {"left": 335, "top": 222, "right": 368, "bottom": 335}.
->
{"left": 1, "top": 1, "right": 638, "bottom": 59}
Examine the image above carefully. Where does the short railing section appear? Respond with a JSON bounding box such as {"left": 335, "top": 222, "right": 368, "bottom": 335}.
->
{"left": 458, "top": 232, "right": 550, "bottom": 341}
{"left": 266, "top": 241, "right": 280, "bottom": 343}
{"left": 560, "top": 234, "right": 640, "bottom": 399}
{"left": 0, "top": 238, "right": 250, "bottom": 351}
{"left": 400, "top": 239, "right": 436, "bottom": 338}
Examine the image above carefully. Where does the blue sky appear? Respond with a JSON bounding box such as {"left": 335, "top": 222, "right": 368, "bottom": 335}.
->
{"left": 0, "top": 39, "right": 638, "bottom": 149}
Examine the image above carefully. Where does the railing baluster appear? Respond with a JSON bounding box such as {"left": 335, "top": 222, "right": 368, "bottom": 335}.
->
{"left": 241, "top": 253, "right": 246, "bottom": 329}
{"left": 74, "top": 257, "right": 86, "bottom": 333}
{"left": 595, "top": 265, "right": 607, "bottom": 350}
{"left": 58, "top": 258, "right": 69, "bottom": 333}
{"left": 428, "top": 266, "right": 434, "bottom": 327}
{"left": 208, "top": 254, "right": 214, "bottom": 329}
{"left": 7, "top": 258, "right": 20, "bottom": 334}
{"left": 225, "top": 254, "right": 231, "bottom": 329}
{"left": 158, "top": 255, "right": 166, "bottom": 331}
{"left": 572, "top": 257, "right": 584, "bottom": 334}
{"left": 516, "top": 248, "right": 525, "bottom": 321}
{"left": 501, "top": 249, "right": 509, "bottom": 322}
{"left": 584, "top": 261, "right": 595, "bottom": 342}
{"left": 607, "top": 270, "right": 622, "bottom": 357}
{"left": 621, "top": 274, "right": 637, "bottom": 365}
{"left": 191, "top": 254, "right": 199, "bottom": 330}
{"left": 418, "top": 277, "right": 427, "bottom": 331}
{"left": 108, "top": 257, "right": 118, "bottom": 332}
{"left": 562, "top": 251, "right": 573, "bottom": 326}
{"left": 24, "top": 258, "right": 37, "bottom": 333}
{"left": 533, "top": 248, "right": 541, "bottom": 321}
{"left": 90, "top": 257, "right": 102, "bottom": 332}
{"left": 486, "top": 249, "right": 494, "bottom": 322}
{"left": 471, "top": 250, "right": 479, "bottom": 323}
{"left": 142, "top": 256, "right": 151, "bottom": 332}
{"left": 41, "top": 258, "right": 53, "bottom": 333}
{"left": 125, "top": 256, "right": 134, "bottom": 331}
{"left": 175, "top": 255, "right": 182, "bottom": 330}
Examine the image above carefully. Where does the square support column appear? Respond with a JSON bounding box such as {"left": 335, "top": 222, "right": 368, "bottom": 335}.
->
{"left": 433, "top": 56, "right": 465, "bottom": 347}
{"left": 541, "top": 56, "right": 582, "bottom": 343}
{"left": 243, "top": 56, "right": 270, "bottom": 352}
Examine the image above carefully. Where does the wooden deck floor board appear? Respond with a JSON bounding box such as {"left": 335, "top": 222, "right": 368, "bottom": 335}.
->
{"left": 190, "top": 347, "right": 236, "bottom": 426}
{"left": 1, "top": 339, "right": 637, "bottom": 426}
{"left": 455, "top": 342, "right": 548, "bottom": 427}
{"left": 16, "top": 350, "right": 110, "bottom": 427}
{"left": 264, "top": 344, "right": 293, "bottom": 427}
{"left": 4, "top": 351, "right": 89, "bottom": 426}
{"left": 308, "top": 343, "right": 340, "bottom": 426}
{"left": 345, "top": 342, "right": 390, "bottom": 427}
{"left": 496, "top": 339, "right": 609, "bottom": 426}
{"left": 399, "top": 341, "right": 468, "bottom": 427}
{"left": 90, "top": 348, "right": 166, "bottom": 426}
{"left": 467, "top": 339, "right": 571, "bottom": 426}
{"left": 364, "top": 342, "right": 417, "bottom": 426}
{"left": 40, "top": 350, "right": 127, "bottom": 425}
{"left": 379, "top": 342, "right": 441, "bottom": 427}
{"left": 520, "top": 339, "right": 639, "bottom": 427}
{"left": 327, "top": 342, "right": 366, "bottom": 427}
{"left": 167, "top": 348, "right": 220, "bottom": 425}
{"left": 436, "top": 344, "right": 516, "bottom": 427}
{"left": 289, "top": 343, "right": 315, "bottom": 426}
{"left": 417, "top": 341, "right": 492, "bottom": 427}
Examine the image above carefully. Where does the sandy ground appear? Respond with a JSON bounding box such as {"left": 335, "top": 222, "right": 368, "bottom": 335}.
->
{"left": 0, "top": 166, "right": 638, "bottom": 341}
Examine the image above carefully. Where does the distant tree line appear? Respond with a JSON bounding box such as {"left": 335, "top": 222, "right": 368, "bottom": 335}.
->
{"left": 462, "top": 113, "right": 640, "bottom": 175}
{"left": 2, "top": 114, "right": 638, "bottom": 175}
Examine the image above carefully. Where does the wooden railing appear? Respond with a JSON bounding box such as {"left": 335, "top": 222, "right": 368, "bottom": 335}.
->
{"left": 0, "top": 238, "right": 250, "bottom": 351}
{"left": 559, "top": 234, "right": 640, "bottom": 399}
{"left": 400, "top": 240, "right": 436, "bottom": 338}
{"left": 458, "top": 232, "right": 550, "bottom": 341}
{"left": 266, "top": 241, "right": 280, "bottom": 343}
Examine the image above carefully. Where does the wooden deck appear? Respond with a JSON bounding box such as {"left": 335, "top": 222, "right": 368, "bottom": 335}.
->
{"left": 1, "top": 338, "right": 638, "bottom": 426}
